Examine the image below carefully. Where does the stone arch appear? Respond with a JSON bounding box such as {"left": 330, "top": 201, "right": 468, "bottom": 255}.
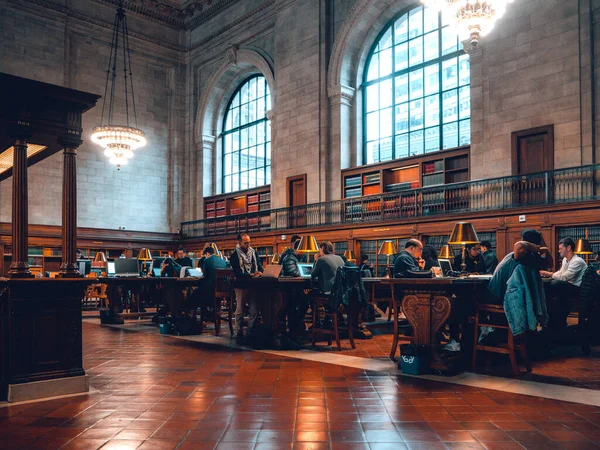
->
{"left": 193, "top": 47, "right": 275, "bottom": 212}
{"left": 326, "top": 0, "right": 416, "bottom": 199}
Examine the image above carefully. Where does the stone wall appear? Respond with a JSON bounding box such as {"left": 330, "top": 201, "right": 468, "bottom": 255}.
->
{"left": 0, "top": 0, "right": 185, "bottom": 233}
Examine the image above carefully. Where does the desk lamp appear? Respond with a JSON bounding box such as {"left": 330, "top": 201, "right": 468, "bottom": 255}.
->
{"left": 344, "top": 250, "right": 356, "bottom": 263}
{"left": 378, "top": 240, "right": 396, "bottom": 278}
{"left": 271, "top": 252, "right": 281, "bottom": 264}
{"left": 438, "top": 245, "right": 454, "bottom": 261}
{"left": 448, "top": 222, "right": 479, "bottom": 272}
{"left": 211, "top": 243, "right": 224, "bottom": 260}
{"left": 93, "top": 252, "right": 107, "bottom": 268}
{"left": 137, "top": 248, "right": 152, "bottom": 276}
{"left": 296, "top": 235, "right": 319, "bottom": 255}
{"left": 575, "top": 237, "right": 594, "bottom": 264}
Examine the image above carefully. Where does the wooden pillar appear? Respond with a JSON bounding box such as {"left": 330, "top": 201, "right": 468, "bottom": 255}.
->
{"left": 9, "top": 137, "right": 33, "bottom": 278}
{"left": 59, "top": 145, "right": 81, "bottom": 278}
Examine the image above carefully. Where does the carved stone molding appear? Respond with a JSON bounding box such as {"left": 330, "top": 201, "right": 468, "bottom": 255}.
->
{"left": 328, "top": 84, "right": 356, "bottom": 107}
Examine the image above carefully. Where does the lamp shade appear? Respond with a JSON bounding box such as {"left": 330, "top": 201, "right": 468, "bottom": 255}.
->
{"left": 297, "top": 235, "right": 319, "bottom": 253}
{"left": 271, "top": 253, "right": 281, "bottom": 264}
{"left": 378, "top": 240, "right": 396, "bottom": 256}
{"left": 210, "top": 243, "right": 222, "bottom": 258}
{"left": 448, "top": 222, "right": 479, "bottom": 245}
{"left": 575, "top": 239, "right": 594, "bottom": 255}
{"left": 344, "top": 250, "right": 356, "bottom": 261}
{"left": 137, "top": 248, "right": 152, "bottom": 261}
{"left": 93, "top": 252, "right": 107, "bottom": 263}
{"left": 438, "top": 245, "right": 454, "bottom": 260}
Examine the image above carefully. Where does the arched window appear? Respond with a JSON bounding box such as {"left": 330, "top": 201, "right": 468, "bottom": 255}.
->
{"left": 363, "top": 5, "right": 470, "bottom": 164}
{"left": 222, "top": 75, "right": 271, "bottom": 193}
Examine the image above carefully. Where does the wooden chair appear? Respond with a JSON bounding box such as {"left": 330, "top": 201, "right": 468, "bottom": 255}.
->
{"left": 472, "top": 303, "right": 531, "bottom": 377}
{"left": 83, "top": 283, "right": 108, "bottom": 309}
{"left": 212, "top": 269, "right": 235, "bottom": 336}
{"left": 388, "top": 282, "right": 414, "bottom": 360}
{"left": 311, "top": 294, "right": 355, "bottom": 351}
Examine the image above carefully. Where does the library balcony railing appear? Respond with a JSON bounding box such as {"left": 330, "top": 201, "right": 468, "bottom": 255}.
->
{"left": 181, "top": 164, "right": 600, "bottom": 239}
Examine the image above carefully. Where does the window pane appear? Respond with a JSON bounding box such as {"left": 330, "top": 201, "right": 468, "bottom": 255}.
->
{"left": 380, "top": 27, "right": 392, "bottom": 50}
{"left": 379, "top": 48, "right": 392, "bottom": 77}
{"left": 395, "top": 103, "right": 409, "bottom": 134}
{"left": 424, "top": 6, "right": 438, "bottom": 33}
{"left": 395, "top": 43, "right": 409, "bottom": 71}
{"left": 395, "top": 74, "right": 409, "bottom": 104}
{"left": 423, "top": 32, "right": 439, "bottom": 62}
{"left": 380, "top": 108, "right": 392, "bottom": 138}
{"left": 395, "top": 134, "right": 409, "bottom": 158}
{"left": 249, "top": 146, "right": 257, "bottom": 170}
{"left": 459, "top": 119, "right": 470, "bottom": 146}
{"left": 241, "top": 83, "right": 249, "bottom": 104}
{"left": 232, "top": 152, "right": 240, "bottom": 174}
{"left": 442, "top": 27, "right": 458, "bottom": 55}
{"left": 232, "top": 131, "right": 239, "bottom": 151}
{"left": 443, "top": 122, "right": 458, "bottom": 149}
{"left": 395, "top": 14, "right": 408, "bottom": 43}
{"left": 459, "top": 54, "right": 470, "bottom": 86}
{"left": 232, "top": 92, "right": 240, "bottom": 108}
{"left": 248, "top": 100, "right": 256, "bottom": 123}
{"left": 459, "top": 86, "right": 470, "bottom": 119}
{"left": 232, "top": 174, "right": 239, "bottom": 192}
{"left": 409, "top": 99, "right": 424, "bottom": 131}
{"left": 224, "top": 134, "right": 232, "bottom": 153}
{"left": 266, "top": 142, "right": 271, "bottom": 165}
{"left": 409, "top": 36, "right": 423, "bottom": 66}
{"left": 442, "top": 58, "right": 458, "bottom": 90}
{"left": 410, "top": 130, "right": 424, "bottom": 156}
{"left": 409, "top": 69, "right": 423, "bottom": 100}
{"left": 224, "top": 153, "right": 232, "bottom": 175}
{"left": 223, "top": 175, "right": 231, "bottom": 193}
{"left": 366, "top": 83, "right": 379, "bottom": 112}
{"left": 425, "top": 127, "right": 440, "bottom": 153}
{"left": 380, "top": 79, "right": 392, "bottom": 109}
{"left": 240, "top": 103, "right": 249, "bottom": 126}
{"left": 248, "top": 125, "right": 257, "bottom": 147}
{"left": 225, "top": 111, "right": 233, "bottom": 131}
{"left": 409, "top": 7, "right": 423, "bottom": 39}
{"left": 257, "top": 123, "right": 265, "bottom": 145}
{"left": 366, "top": 111, "right": 380, "bottom": 141}
{"left": 366, "top": 141, "right": 378, "bottom": 164}
{"left": 367, "top": 53, "right": 379, "bottom": 81}
{"left": 443, "top": 89, "right": 458, "bottom": 123}
{"left": 380, "top": 137, "right": 392, "bottom": 161}
{"left": 257, "top": 78, "right": 265, "bottom": 98}
{"left": 241, "top": 127, "right": 248, "bottom": 149}
{"left": 425, "top": 94, "right": 440, "bottom": 127}
{"left": 424, "top": 64, "right": 439, "bottom": 95}
{"left": 232, "top": 107, "right": 240, "bottom": 128}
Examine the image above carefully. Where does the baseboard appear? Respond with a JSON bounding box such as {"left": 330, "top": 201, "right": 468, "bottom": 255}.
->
{"left": 7, "top": 375, "right": 89, "bottom": 403}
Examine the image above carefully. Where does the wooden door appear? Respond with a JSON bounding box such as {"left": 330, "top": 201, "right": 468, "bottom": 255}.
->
{"left": 287, "top": 175, "right": 307, "bottom": 228}
{"left": 511, "top": 125, "right": 554, "bottom": 205}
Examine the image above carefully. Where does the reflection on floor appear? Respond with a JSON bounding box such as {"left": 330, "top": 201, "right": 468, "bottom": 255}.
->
{"left": 3, "top": 322, "right": 600, "bottom": 450}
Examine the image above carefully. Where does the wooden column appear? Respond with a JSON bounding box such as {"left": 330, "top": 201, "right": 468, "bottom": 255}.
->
{"left": 9, "top": 138, "right": 32, "bottom": 278}
{"left": 59, "top": 145, "right": 81, "bottom": 278}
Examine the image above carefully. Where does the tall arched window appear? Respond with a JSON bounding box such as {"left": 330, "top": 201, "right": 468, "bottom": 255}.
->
{"left": 222, "top": 75, "right": 271, "bottom": 193}
{"left": 363, "top": 5, "right": 470, "bottom": 164}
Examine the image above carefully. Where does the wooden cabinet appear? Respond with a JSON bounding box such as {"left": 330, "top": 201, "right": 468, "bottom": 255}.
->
{"left": 204, "top": 186, "right": 271, "bottom": 218}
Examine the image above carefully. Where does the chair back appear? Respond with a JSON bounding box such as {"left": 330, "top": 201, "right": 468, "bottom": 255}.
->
{"left": 215, "top": 269, "right": 234, "bottom": 299}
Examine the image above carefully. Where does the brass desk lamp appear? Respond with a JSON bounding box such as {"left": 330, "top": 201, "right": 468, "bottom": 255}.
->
{"left": 448, "top": 222, "right": 479, "bottom": 272}
{"left": 378, "top": 240, "right": 396, "bottom": 278}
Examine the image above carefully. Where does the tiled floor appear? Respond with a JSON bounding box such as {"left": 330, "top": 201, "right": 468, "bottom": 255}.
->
{"left": 3, "top": 323, "right": 600, "bottom": 449}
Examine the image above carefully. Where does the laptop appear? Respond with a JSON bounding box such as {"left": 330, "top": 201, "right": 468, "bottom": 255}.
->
{"left": 114, "top": 258, "right": 139, "bottom": 277}
{"left": 264, "top": 264, "right": 282, "bottom": 278}
{"left": 152, "top": 267, "right": 162, "bottom": 277}
{"left": 106, "top": 261, "right": 116, "bottom": 277}
{"left": 438, "top": 259, "right": 452, "bottom": 276}
{"left": 187, "top": 268, "right": 203, "bottom": 278}
{"left": 298, "top": 263, "right": 313, "bottom": 278}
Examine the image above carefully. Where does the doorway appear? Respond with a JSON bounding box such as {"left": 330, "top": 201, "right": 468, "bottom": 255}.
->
{"left": 287, "top": 174, "right": 307, "bottom": 228}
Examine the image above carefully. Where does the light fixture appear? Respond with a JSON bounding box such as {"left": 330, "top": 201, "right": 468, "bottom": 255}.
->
{"left": 91, "top": 1, "right": 146, "bottom": 170}
{"left": 271, "top": 253, "right": 281, "bottom": 264}
{"left": 296, "top": 236, "right": 320, "bottom": 254}
{"left": 137, "top": 248, "right": 153, "bottom": 261}
{"left": 93, "top": 252, "right": 107, "bottom": 268}
{"left": 344, "top": 250, "right": 357, "bottom": 262}
{"left": 211, "top": 243, "right": 224, "bottom": 259}
{"left": 575, "top": 239, "right": 594, "bottom": 255}
{"left": 422, "top": 0, "right": 516, "bottom": 47}
{"left": 378, "top": 241, "right": 397, "bottom": 278}
{"left": 448, "top": 222, "right": 479, "bottom": 272}
{"left": 438, "top": 245, "right": 454, "bottom": 260}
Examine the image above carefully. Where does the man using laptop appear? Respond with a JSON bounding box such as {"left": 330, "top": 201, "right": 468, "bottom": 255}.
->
{"left": 187, "top": 246, "right": 227, "bottom": 314}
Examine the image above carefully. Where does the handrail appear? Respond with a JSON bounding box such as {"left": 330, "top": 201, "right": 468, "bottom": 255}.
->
{"left": 181, "top": 164, "right": 600, "bottom": 238}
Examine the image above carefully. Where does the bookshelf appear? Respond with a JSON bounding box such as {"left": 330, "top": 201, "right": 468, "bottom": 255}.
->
{"left": 342, "top": 147, "right": 469, "bottom": 199}
{"left": 204, "top": 186, "right": 271, "bottom": 235}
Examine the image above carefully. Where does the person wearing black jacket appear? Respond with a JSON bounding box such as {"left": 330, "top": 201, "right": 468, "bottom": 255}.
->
{"left": 280, "top": 244, "right": 301, "bottom": 277}
{"left": 453, "top": 243, "right": 486, "bottom": 273}
{"left": 230, "top": 233, "right": 264, "bottom": 343}
{"left": 481, "top": 240, "right": 499, "bottom": 274}
{"left": 279, "top": 239, "right": 308, "bottom": 339}
{"left": 393, "top": 239, "right": 428, "bottom": 278}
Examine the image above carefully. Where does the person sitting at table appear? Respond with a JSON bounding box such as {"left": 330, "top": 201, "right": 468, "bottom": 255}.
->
{"left": 453, "top": 243, "right": 486, "bottom": 273}
{"left": 485, "top": 229, "right": 548, "bottom": 340}
{"left": 422, "top": 245, "right": 440, "bottom": 271}
{"left": 230, "top": 233, "right": 264, "bottom": 344}
{"left": 186, "top": 246, "right": 228, "bottom": 315}
{"left": 341, "top": 255, "right": 357, "bottom": 267}
{"left": 393, "top": 239, "right": 428, "bottom": 278}
{"left": 481, "top": 240, "right": 499, "bottom": 274}
{"left": 279, "top": 238, "right": 309, "bottom": 340}
{"left": 358, "top": 254, "right": 373, "bottom": 277}
{"left": 540, "top": 237, "right": 587, "bottom": 331}
{"left": 174, "top": 248, "right": 193, "bottom": 267}
{"left": 160, "top": 257, "right": 182, "bottom": 278}
{"left": 311, "top": 241, "right": 345, "bottom": 296}
{"left": 280, "top": 238, "right": 301, "bottom": 277}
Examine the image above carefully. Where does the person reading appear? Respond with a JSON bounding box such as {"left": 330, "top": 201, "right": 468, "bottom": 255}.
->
{"left": 481, "top": 240, "right": 498, "bottom": 274}
{"left": 453, "top": 243, "right": 485, "bottom": 273}
{"left": 393, "top": 239, "right": 428, "bottom": 278}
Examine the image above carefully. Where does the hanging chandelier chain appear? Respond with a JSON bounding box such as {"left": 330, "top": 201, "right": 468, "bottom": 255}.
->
{"left": 121, "top": 12, "right": 130, "bottom": 128}
{"left": 99, "top": 10, "right": 120, "bottom": 127}
{"left": 123, "top": 14, "right": 139, "bottom": 130}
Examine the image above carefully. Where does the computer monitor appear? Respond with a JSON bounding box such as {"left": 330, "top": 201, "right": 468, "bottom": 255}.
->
{"left": 438, "top": 259, "right": 452, "bottom": 276}
{"left": 114, "top": 258, "right": 139, "bottom": 276}
{"left": 298, "top": 263, "right": 313, "bottom": 278}
{"left": 107, "top": 261, "right": 116, "bottom": 276}
{"left": 151, "top": 257, "right": 165, "bottom": 270}
{"left": 78, "top": 259, "right": 92, "bottom": 276}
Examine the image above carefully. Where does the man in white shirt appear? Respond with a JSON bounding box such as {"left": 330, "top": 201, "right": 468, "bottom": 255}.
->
{"left": 540, "top": 237, "right": 587, "bottom": 330}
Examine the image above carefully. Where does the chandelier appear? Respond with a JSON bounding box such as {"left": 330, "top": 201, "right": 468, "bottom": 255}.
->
{"left": 91, "top": 1, "right": 146, "bottom": 169}
{"left": 422, "top": 0, "right": 515, "bottom": 47}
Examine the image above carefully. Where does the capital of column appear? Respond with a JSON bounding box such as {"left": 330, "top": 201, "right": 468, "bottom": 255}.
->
{"left": 328, "top": 84, "right": 355, "bottom": 108}
{"left": 201, "top": 134, "right": 216, "bottom": 149}
{"left": 462, "top": 40, "right": 483, "bottom": 62}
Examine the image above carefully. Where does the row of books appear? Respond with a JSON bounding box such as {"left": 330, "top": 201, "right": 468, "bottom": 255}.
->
{"left": 345, "top": 176, "right": 361, "bottom": 187}
{"left": 423, "top": 160, "right": 444, "bottom": 174}
{"left": 364, "top": 173, "right": 380, "bottom": 184}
